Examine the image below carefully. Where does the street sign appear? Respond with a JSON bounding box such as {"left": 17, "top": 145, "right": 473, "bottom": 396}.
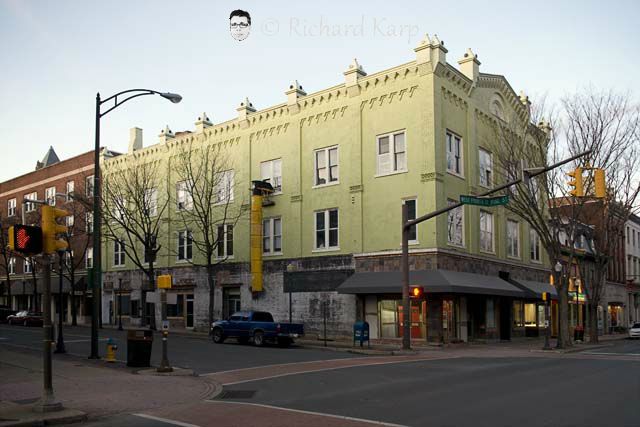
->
{"left": 157, "top": 275, "right": 172, "bottom": 289}
{"left": 460, "top": 195, "right": 509, "bottom": 206}
{"left": 162, "top": 320, "right": 169, "bottom": 331}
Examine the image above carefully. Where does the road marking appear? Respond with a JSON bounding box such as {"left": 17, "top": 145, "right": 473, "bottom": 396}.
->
{"left": 133, "top": 413, "right": 201, "bottom": 427}
{"left": 203, "top": 356, "right": 372, "bottom": 376}
{"left": 205, "top": 401, "right": 408, "bottom": 427}
{"left": 63, "top": 338, "right": 109, "bottom": 343}
{"left": 216, "top": 355, "right": 457, "bottom": 386}
{"left": 581, "top": 351, "right": 640, "bottom": 356}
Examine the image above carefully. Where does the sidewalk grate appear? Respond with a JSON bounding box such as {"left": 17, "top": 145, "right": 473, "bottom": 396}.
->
{"left": 216, "top": 390, "right": 256, "bottom": 400}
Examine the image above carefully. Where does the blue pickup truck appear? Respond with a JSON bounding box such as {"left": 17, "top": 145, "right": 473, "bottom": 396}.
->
{"left": 211, "top": 311, "right": 304, "bottom": 347}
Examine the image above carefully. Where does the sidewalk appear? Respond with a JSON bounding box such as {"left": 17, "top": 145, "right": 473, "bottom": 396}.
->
{"left": 0, "top": 346, "right": 221, "bottom": 427}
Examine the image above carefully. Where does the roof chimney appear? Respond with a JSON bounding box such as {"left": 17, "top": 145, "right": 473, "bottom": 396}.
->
{"left": 429, "top": 35, "right": 448, "bottom": 71}
{"left": 237, "top": 97, "right": 256, "bottom": 128}
{"left": 344, "top": 58, "right": 366, "bottom": 96}
{"left": 285, "top": 80, "right": 306, "bottom": 114}
{"left": 128, "top": 127, "right": 143, "bottom": 153}
{"left": 414, "top": 33, "right": 432, "bottom": 66}
{"left": 158, "top": 125, "right": 175, "bottom": 144}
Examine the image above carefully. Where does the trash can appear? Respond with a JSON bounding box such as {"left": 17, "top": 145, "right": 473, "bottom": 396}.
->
{"left": 353, "top": 321, "right": 370, "bottom": 347}
{"left": 126, "top": 329, "right": 153, "bottom": 367}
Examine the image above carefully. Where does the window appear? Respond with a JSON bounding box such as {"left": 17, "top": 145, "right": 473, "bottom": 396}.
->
{"left": 66, "top": 215, "right": 74, "bottom": 229}
{"left": 216, "top": 170, "right": 235, "bottom": 204}
{"left": 217, "top": 225, "right": 234, "bottom": 258}
{"left": 446, "top": 131, "right": 463, "bottom": 176}
{"left": 8, "top": 257, "right": 15, "bottom": 275}
{"left": 86, "top": 212, "right": 93, "bottom": 233}
{"left": 262, "top": 217, "right": 282, "bottom": 255}
{"left": 260, "top": 159, "right": 282, "bottom": 193}
{"left": 315, "top": 209, "right": 339, "bottom": 250}
{"left": 114, "top": 240, "right": 125, "bottom": 266}
{"left": 513, "top": 301, "right": 524, "bottom": 327}
{"left": 314, "top": 146, "right": 338, "bottom": 186}
{"left": 377, "top": 131, "right": 407, "bottom": 175}
{"left": 64, "top": 251, "right": 73, "bottom": 268}
{"left": 118, "top": 295, "right": 132, "bottom": 316}
{"left": 66, "top": 181, "right": 74, "bottom": 201}
{"left": 144, "top": 189, "right": 157, "bottom": 217}
{"left": 447, "top": 199, "right": 464, "bottom": 246}
{"left": 177, "top": 230, "right": 193, "bottom": 261}
{"left": 167, "top": 294, "right": 184, "bottom": 317}
{"left": 530, "top": 229, "right": 541, "bottom": 262}
{"left": 7, "top": 198, "right": 16, "bottom": 217}
{"left": 24, "top": 259, "right": 33, "bottom": 274}
{"left": 506, "top": 164, "right": 519, "bottom": 196}
{"left": 45, "top": 187, "right": 56, "bottom": 206}
{"left": 86, "top": 176, "right": 94, "bottom": 197}
{"left": 86, "top": 247, "right": 93, "bottom": 268}
{"left": 479, "top": 210, "right": 494, "bottom": 252}
{"left": 403, "top": 199, "right": 417, "bottom": 242}
{"left": 114, "top": 197, "right": 125, "bottom": 222}
{"left": 176, "top": 181, "right": 193, "bottom": 210}
{"left": 479, "top": 148, "right": 493, "bottom": 187}
{"left": 507, "top": 220, "right": 520, "bottom": 258}
{"left": 25, "top": 192, "right": 37, "bottom": 212}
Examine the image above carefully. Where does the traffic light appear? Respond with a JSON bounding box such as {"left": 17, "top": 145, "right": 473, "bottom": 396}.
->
{"left": 566, "top": 167, "right": 584, "bottom": 197}
{"left": 410, "top": 285, "right": 424, "bottom": 298}
{"left": 594, "top": 168, "right": 606, "bottom": 198}
{"left": 41, "top": 205, "right": 71, "bottom": 254}
{"left": 7, "top": 225, "right": 43, "bottom": 255}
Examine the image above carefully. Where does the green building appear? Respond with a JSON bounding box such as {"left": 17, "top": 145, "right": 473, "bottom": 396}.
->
{"left": 101, "top": 34, "right": 552, "bottom": 342}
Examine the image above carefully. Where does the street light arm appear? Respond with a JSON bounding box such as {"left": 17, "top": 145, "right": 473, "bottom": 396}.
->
{"left": 100, "top": 88, "right": 164, "bottom": 105}
{"left": 99, "top": 89, "right": 182, "bottom": 118}
{"left": 100, "top": 92, "right": 156, "bottom": 117}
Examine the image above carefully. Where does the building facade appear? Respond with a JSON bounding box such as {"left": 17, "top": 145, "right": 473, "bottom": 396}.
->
{"left": 0, "top": 148, "right": 95, "bottom": 325}
{"left": 625, "top": 214, "right": 640, "bottom": 325}
{"left": 101, "top": 35, "right": 551, "bottom": 342}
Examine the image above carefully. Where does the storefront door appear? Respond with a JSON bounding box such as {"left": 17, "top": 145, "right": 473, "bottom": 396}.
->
{"left": 223, "top": 287, "right": 241, "bottom": 320}
{"left": 186, "top": 294, "right": 194, "bottom": 328}
{"left": 398, "top": 300, "right": 426, "bottom": 339}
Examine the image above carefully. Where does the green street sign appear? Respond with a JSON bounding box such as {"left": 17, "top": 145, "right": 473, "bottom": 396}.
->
{"left": 459, "top": 195, "right": 509, "bottom": 206}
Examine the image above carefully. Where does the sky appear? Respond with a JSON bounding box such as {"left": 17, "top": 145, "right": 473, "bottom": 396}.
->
{"left": 0, "top": 0, "right": 639, "bottom": 182}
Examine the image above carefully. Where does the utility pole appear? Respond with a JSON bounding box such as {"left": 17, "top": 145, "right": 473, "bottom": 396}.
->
{"left": 157, "top": 287, "right": 172, "bottom": 372}
{"left": 54, "top": 251, "right": 66, "bottom": 354}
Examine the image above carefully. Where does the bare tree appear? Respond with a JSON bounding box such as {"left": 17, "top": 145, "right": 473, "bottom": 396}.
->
{"left": 171, "top": 141, "right": 246, "bottom": 330}
{"left": 102, "top": 161, "right": 169, "bottom": 329}
{"left": 562, "top": 89, "right": 640, "bottom": 343}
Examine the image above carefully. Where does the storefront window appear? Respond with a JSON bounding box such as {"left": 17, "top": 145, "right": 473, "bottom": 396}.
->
{"left": 513, "top": 301, "right": 524, "bottom": 327}
{"left": 379, "top": 300, "right": 398, "bottom": 338}
{"left": 486, "top": 299, "right": 496, "bottom": 329}
{"left": 524, "top": 303, "right": 537, "bottom": 327}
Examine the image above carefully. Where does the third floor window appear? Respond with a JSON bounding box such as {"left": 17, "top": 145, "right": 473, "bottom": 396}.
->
{"left": 377, "top": 131, "right": 406, "bottom": 175}
{"left": 260, "top": 159, "right": 282, "bottom": 193}
{"left": 446, "top": 131, "right": 463, "bottom": 176}
{"left": 7, "top": 198, "right": 16, "bottom": 217}
{"left": 314, "top": 146, "right": 338, "bottom": 186}
{"left": 479, "top": 148, "right": 493, "bottom": 187}
{"left": 45, "top": 187, "right": 56, "bottom": 206}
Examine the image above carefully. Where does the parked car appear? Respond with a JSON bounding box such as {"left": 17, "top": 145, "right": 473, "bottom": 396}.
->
{"left": 211, "top": 311, "right": 304, "bottom": 347}
{"left": 0, "top": 306, "right": 17, "bottom": 323}
{"left": 7, "top": 311, "right": 43, "bottom": 327}
{"left": 629, "top": 322, "right": 640, "bottom": 339}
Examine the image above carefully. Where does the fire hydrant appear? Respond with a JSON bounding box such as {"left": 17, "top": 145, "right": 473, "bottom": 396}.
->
{"left": 106, "top": 338, "right": 118, "bottom": 362}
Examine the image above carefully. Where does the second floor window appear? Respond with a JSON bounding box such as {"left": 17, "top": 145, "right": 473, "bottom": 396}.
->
{"left": 446, "top": 131, "right": 463, "bottom": 176}
{"left": 217, "top": 224, "right": 234, "bottom": 258}
{"left": 45, "top": 187, "right": 56, "bottom": 206}
{"left": 7, "top": 198, "right": 16, "bottom": 217}
{"left": 86, "top": 212, "right": 93, "bottom": 233}
{"left": 25, "top": 192, "right": 37, "bottom": 212}
{"left": 144, "top": 189, "right": 157, "bottom": 217}
{"left": 447, "top": 199, "right": 464, "bottom": 247}
{"left": 530, "top": 228, "right": 541, "bottom": 262}
{"left": 480, "top": 210, "right": 494, "bottom": 253}
{"left": 177, "top": 230, "right": 193, "bottom": 261}
{"left": 176, "top": 181, "right": 193, "bottom": 210}
{"left": 263, "top": 217, "right": 282, "bottom": 255}
{"left": 377, "top": 131, "right": 407, "bottom": 175}
{"left": 86, "top": 247, "right": 93, "bottom": 269}
{"left": 479, "top": 148, "right": 493, "bottom": 187}
{"left": 114, "top": 240, "right": 125, "bottom": 266}
{"left": 507, "top": 220, "right": 520, "bottom": 258}
{"left": 314, "top": 146, "right": 338, "bottom": 186}
{"left": 8, "top": 257, "right": 15, "bottom": 275}
{"left": 260, "top": 159, "right": 282, "bottom": 193}
{"left": 315, "top": 209, "right": 339, "bottom": 250}
{"left": 86, "top": 176, "right": 94, "bottom": 197}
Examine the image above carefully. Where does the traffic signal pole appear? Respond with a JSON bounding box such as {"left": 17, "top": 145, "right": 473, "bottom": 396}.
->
{"left": 400, "top": 150, "right": 592, "bottom": 350}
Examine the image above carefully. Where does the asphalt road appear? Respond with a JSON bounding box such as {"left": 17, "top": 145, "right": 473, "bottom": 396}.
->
{"left": 222, "top": 353, "right": 640, "bottom": 427}
{"left": 0, "top": 324, "right": 357, "bottom": 374}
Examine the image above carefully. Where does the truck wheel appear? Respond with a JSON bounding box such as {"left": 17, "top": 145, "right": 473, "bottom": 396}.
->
{"left": 277, "top": 338, "right": 291, "bottom": 348}
{"left": 253, "top": 330, "right": 265, "bottom": 347}
{"left": 212, "top": 328, "right": 225, "bottom": 344}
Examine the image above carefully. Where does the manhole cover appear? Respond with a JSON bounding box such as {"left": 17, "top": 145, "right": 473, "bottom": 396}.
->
{"left": 216, "top": 390, "right": 256, "bottom": 400}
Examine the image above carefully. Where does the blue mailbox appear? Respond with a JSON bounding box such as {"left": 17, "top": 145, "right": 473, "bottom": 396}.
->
{"left": 353, "top": 321, "right": 370, "bottom": 347}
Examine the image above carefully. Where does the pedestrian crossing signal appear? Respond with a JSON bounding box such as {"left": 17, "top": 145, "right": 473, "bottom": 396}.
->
{"left": 410, "top": 286, "right": 424, "bottom": 298}
{"left": 8, "top": 225, "right": 43, "bottom": 255}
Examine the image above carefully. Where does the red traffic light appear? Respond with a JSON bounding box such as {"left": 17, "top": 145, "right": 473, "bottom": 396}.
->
{"left": 8, "top": 225, "right": 43, "bottom": 255}
{"left": 410, "top": 286, "right": 424, "bottom": 298}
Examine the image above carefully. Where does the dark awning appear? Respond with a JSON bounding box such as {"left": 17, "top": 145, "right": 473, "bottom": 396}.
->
{"left": 336, "top": 269, "right": 525, "bottom": 297}
{"left": 284, "top": 269, "right": 355, "bottom": 293}
{"left": 510, "top": 279, "right": 557, "bottom": 300}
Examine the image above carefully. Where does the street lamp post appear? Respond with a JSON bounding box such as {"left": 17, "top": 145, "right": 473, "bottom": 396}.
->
{"left": 118, "top": 278, "right": 123, "bottom": 331}
{"left": 90, "top": 89, "right": 181, "bottom": 359}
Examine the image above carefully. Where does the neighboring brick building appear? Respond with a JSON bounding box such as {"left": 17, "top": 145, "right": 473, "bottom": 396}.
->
{"left": 625, "top": 214, "right": 640, "bottom": 325}
{"left": 0, "top": 147, "right": 95, "bottom": 324}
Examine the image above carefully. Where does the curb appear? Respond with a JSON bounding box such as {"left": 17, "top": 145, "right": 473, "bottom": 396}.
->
{"left": 0, "top": 406, "right": 87, "bottom": 427}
